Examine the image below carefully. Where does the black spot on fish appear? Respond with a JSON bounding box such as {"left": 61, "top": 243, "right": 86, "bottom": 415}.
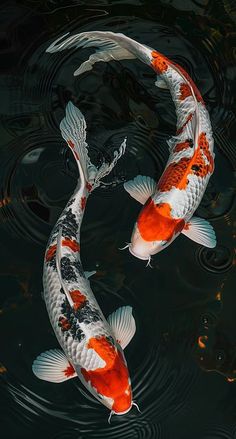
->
{"left": 67, "top": 197, "right": 76, "bottom": 208}
{"left": 187, "top": 138, "right": 193, "bottom": 147}
{"left": 191, "top": 164, "right": 200, "bottom": 171}
{"left": 62, "top": 208, "right": 78, "bottom": 239}
{"left": 48, "top": 256, "right": 57, "bottom": 270}
{"left": 61, "top": 257, "right": 77, "bottom": 282}
{"left": 77, "top": 303, "right": 102, "bottom": 324}
{"left": 60, "top": 297, "right": 85, "bottom": 342}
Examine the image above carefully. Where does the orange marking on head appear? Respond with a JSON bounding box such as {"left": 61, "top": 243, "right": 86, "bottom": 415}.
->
{"left": 45, "top": 244, "right": 57, "bottom": 262}
{"left": 151, "top": 50, "right": 169, "bottom": 74}
{"left": 179, "top": 83, "right": 192, "bottom": 100}
{"left": 137, "top": 200, "right": 185, "bottom": 241}
{"left": 81, "top": 336, "right": 131, "bottom": 413}
{"left": 81, "top": 196, "right": 87, "bottom": 210}
{"left": 174, "top": 140, "right": 192, "bottom": 153}
{"left": 59, "top": 316, "right": 71, "bottom": 331}
{"left": 198, "top": 335, "right": 208, "bottom": 349}
{"left": 62, "top": 239, "right": 80, "bottom": 252}
{"left": 70, "top": 290, "right": 86, "bottom": 311}
{"left": 63, "top": 363, "right": 75, "bottom": 378}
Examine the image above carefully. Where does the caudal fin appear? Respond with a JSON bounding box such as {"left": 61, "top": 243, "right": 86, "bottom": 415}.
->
{"left": 60, "top": 101, "right": 126, "bottom": 190}
{"left": 46, "top": 31, "right": 151, "bottom": 76}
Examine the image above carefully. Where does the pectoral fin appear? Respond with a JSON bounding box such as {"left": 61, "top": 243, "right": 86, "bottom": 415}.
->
{"left": 84, "top": 271, "right": 96, "bottom": 279}
{"left": 108, "top": 306, "right": 136, "bottom": 350}
{"left": 32, "top": 349, "right": 77, "bottom": 383}
{"left": 155, "top": 76, "right": 168, "bottom": 89}
{"left": 124, "top": 175, "right": 156, "bottom": 204}
{"left": 181, "top": 216, "right": 216, "bottom": 248}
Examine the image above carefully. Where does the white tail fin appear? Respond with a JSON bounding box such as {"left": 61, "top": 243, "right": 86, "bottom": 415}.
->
{"left": 46, "top": 31, "right": 152, "bottom": 76}
{"left": 60, "top": 101, "right": 126, "bottom": 189}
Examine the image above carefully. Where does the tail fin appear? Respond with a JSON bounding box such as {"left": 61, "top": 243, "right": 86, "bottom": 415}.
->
{"left": 60, "top": 101, "right": 126, "bottom": 189}
{"left": 46, "top": 31, "right": 151, "bottom": 76}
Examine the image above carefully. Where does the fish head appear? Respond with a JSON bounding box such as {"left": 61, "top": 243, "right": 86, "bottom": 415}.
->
{"left": 80, "top": 337, "right": 133, "bottom": 415}
{"left": 129, "top": 201, "right": 185, "bottom": 260}
{"left": 129, "top": 224, "right": 167, "bottom": 260}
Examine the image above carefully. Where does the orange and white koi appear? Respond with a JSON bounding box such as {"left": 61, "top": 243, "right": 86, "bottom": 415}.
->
{"left": 46, "top": 32, "right": 216, "bottom": 262}
{"left": 32, "top": 101, "right": 137, "bottom": 419}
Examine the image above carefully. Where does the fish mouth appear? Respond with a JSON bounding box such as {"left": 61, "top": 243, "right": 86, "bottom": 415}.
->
{"left": 129, "top": 246, "right": 150, "bottom": 261}
{"left": 114, "top": 406, "right": 132, "bottom": 415}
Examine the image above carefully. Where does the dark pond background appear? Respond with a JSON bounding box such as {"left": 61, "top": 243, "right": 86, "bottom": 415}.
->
{"left": 0, "top": 0, "right": 235, "bottom": 438}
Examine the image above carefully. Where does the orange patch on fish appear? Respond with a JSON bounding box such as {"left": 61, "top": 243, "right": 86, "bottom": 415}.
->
{"left": 158, "top": 132, "right": 213, "bottom": 193}
{"left": 70, "top": 290, "right": 86, "bottom": 311}
{"left": 151, "top": 50, "right": 169, "bottom": 74}
{"left": 63, "top": 363, "right": 75, "bottom": 378}
{"left": 62, "top": 238, "right": 80, "bottom": 252}
{"left": 45, "top": 244, "right": 57, "bottom": 262}
{"left": 67, "top": 139, "right": 79, "bottom": 160}
{"left": 81, "top": 336, "right": 131, "bottom": 413}
{"left": 176, "top": 113, "right": 193, "bottom": 135}
{"left": 179, "top": 83, "right": 192, "bottom": 100}
{"left": 172, "top": 61, "right": 205, "bottom": 105}
{"left": 86, "top": 181, "right": 93, "bottom": 192}
{"left": 137, "top": 200, "right": 185, "bottom": 242}
{"left": 158, "top": 157, "right": 192, "bottom": 192}
{"left": 174, "top": 139, "right": 192, "bottom": 153}
{"left": 81, "top": 197, "right": 86, "bottom": 210}
{"left": 59, "top": 316, "right": 71, "bottom": 331}
{"left": 68, "top": 139, "right": 75, "bottom": 149}
{"left": 198, "top": 132, "right": 214, "bottom": 174}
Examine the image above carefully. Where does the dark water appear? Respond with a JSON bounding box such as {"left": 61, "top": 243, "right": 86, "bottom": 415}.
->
{"left": 0, "top": 1, "right": 235, "bottom": 438}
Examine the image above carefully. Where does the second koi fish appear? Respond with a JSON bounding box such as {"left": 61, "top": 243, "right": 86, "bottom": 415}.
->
{"left": 32, "top": 101, "right": 137, "bottom": 420}
{"left": 46, "top": 31, "right": 216, "bottom": 263}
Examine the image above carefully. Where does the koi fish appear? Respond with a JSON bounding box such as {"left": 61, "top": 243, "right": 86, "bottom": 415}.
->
{"left": 46, "top": 32, "right": 216, "bottom": 263}
{"left": 32, "top": 101, "right": 137, "bottom": 419}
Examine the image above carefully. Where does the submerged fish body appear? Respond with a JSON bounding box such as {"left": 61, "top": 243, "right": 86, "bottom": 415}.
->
{"left": 45, "top": 31, "right": 216, "bottom": 261}
{"left": 33, "top": 102, "right": 136, "bottom": 416}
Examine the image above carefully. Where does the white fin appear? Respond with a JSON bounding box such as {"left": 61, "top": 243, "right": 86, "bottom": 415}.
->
{"left": 124, "top": 175, "right": 156, "bottom": 204}
{"left": 74, "top": 48, "right": 135, "bottom": 76}
{"left": 107, "top": 306, "right": 136, "bottom": 350}
{"left": 60, "top": 101, "right": 96, "bottom": 184}
{"left": 32, "top": 349, "right": 77, "bottom": 383}
{"left": 60, "top": 101, "right": 126, "bottom": 189}
{"left": 181, "top": 216, "right": 216, "bottom": 248}
{"left": 46, "top": 32, "right": 136, "bottom": 77}
{"left": 155, "top": 76, "right": 168, "bottom": 89}
{"left": 84, "top": 270, "right": 96, "bottom": 279}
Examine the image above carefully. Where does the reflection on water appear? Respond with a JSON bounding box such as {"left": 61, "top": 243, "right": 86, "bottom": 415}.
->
{"left": 0, "top": 1, "right": 235, "bottom": 438}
